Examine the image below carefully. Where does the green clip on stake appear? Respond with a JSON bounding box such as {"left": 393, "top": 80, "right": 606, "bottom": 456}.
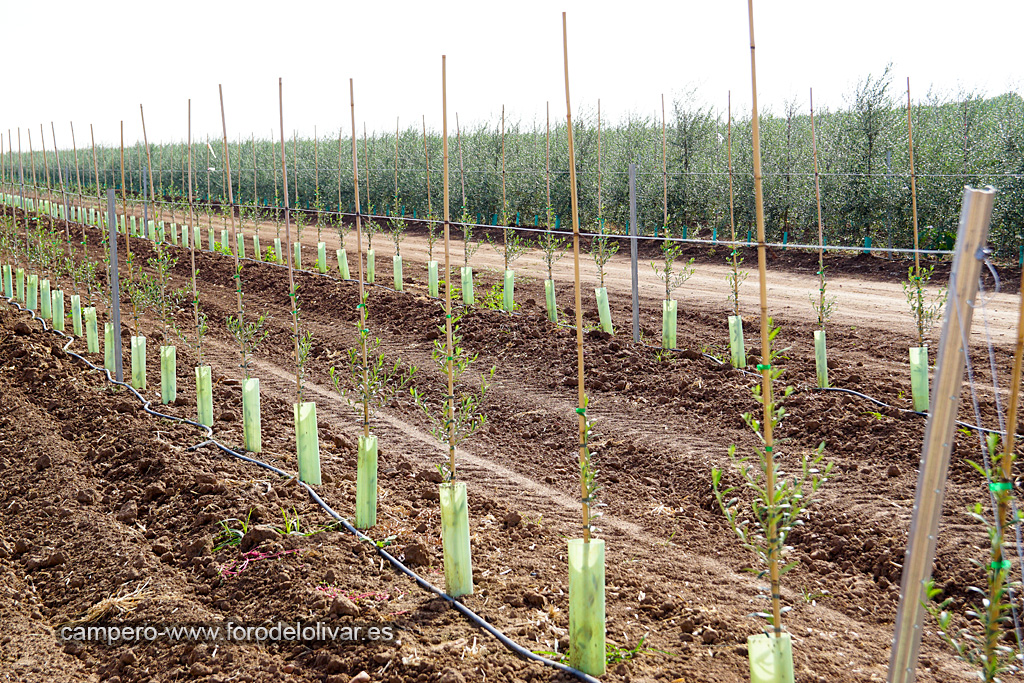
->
{"left": 728, "top": 314, "right": 745, "bottom": 368}
{"left": 366, "top": 249, "right": 376, "bottom": 284}
{"left": 355, "top": 434, "right": 379, "bottom": 529}
{"left": 545, "top": 279, "right": 558, "bottom": 323}
{"left": 51, "top": 290, "right": 65, "bottom": 332}
{"left": 196, "top": 365, "right": 214, "bottom": 427}
{"left": 502, "top": 269, "right": 515, "bottom": 312}
{"left": 990, "top": 481, "right": 1013, "bottom": 492}
{"left": 748, "top": 632, "right": 794, "bottom": 683}
{"left": 160, "top": 346, "right": 177, "bottom": 405}
{"left": 295, "top": 402, "right": 321, "bottom": 485}
{"left": 317, "top": 242, "right": 327, "bottom": 274}
{"left": 814, "top": 329, "right": 828, "bottom": 388}
{"left": 662, "top": 299, "right": 677, "bottom": 350}
{"left": 393, "top": 254, "right": 404, "bottom": 291}
{"left": 337, "top": 248, "right": 351, "bottom": 280}
{"left": 439, "top": 481, "right": 473, "bottom": 597}
{"left": 461, "top": 266, "right": 474, "bottom": 305}
{"left": 242, "top": 377, "right": 261, "bottom": 453}
{"left": 427, "top": 260, "right": 439, "bottom": 297}
{"left": 103, "top": 322, "right": 115, "bottom": 372}
{"left": 130, "top": 336, "right": 147, "bottom": 391}
{"left": 909, "top": 346, "right": 930, "bottom": 412}
{"left": 568, "top": 538, "right": 606, "bottom": 676}
{"left": 71, "top": 294, "right": 82, "bottom": 336}
{"left": 85, "top": 308, "right": 99, "bottom": 353}
{"left": 595, "top": 286, "right": 613, "bottom": 334}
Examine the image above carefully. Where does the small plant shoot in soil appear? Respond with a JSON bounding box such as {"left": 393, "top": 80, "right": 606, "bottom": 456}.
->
{"left": 903, "top": 264, "right": 947, "bottom": 348}
{"left": 412, "top": 312, "right": 494, "bottom": 482}
{"left": 711, "top": 320, "right": 833, "bottom": 637}
{"left": 652, "top": 222, "right": 696, "bottom": 300}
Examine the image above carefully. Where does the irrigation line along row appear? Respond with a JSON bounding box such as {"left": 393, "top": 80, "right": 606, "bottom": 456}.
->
{"left": 0, "top": 292, "right": 600, "bottom": 683}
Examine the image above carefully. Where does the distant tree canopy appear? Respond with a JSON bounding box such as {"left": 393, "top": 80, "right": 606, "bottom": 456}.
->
{"left": 9, "top": 70, "right": 1024, "bottom": 256}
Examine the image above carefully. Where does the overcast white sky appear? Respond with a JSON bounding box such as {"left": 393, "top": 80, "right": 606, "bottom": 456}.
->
{"left": 2, "top": 0, "right": 1021, "bottom": 149}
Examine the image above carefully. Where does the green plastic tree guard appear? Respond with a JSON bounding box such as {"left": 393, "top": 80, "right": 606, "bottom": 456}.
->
{"left": 26, "top": 274, "right": 38, "bottom": 312}
{"left": 220, "top": 228, "right": 229, "bottom": 249}
{"left": 130, "top": 336, "right": 147, "bottom": 390}
{"left": 317, "top": 242, "right": 327, "bottom": 274}
{"left": 236, "top": 232, "right": 246, "bottom": 259}
{"left": 545, "top": 279, "right": 558, "bottom": 323}
{"left": 150, "top": 220, "right": 157, "bottom": 241}
{"left": 2, "top": 264, "right": 11, "bottom": 299}
{"left": 337, "top": 248, "right": 350, "bottom": 280}
{"left": 52, "top": 290, "right": 65, "bottom": 332}
{"left": 196, "top": 365, "right": 214, "bottom": 427}
{"left": 568, "top": 538, "right": 606, "bottom": 676}
{"left": 728, "top": 315, "right": 746, "bottom": 368}
{"left": 71, "top": 295, "right": 82, "bottom": 336}
{"left": 814, "top": 329, "right": 828, "bottom": 388}
{"left": 274, "top": 238, "right": 283, "bottom": 264}
{"left": 439, "top": 482, "right": 473, "bottom": 597}
{"left": 595, "top": 287, "right": 612, "bottom": 334}
{"left": 748, "top": 633, "right": 794, "bottom": 683}
{"left": 253, "top": 234, "right": 261, "bottom": 261}
{"left": 242, "top": 377, "right": 262, "bottom": 453}
{"left": 502, "top": 270, "right": 515, "bottom": 312}
{"left": 40, "top": 279, "right": 51, "bottom": 319}
{"left": 208, "top": 228, "right": 215, "bottom": 252}
{"left": 170, "top": 223, "right": 178, "bottom": 245}
{"left": 293, "top": 242, "right": 302, "bottom": 269}
{"left": 130, "top": 215, "right": 137, "bottom": 235}
{"left": 355, "top": 434, "right": 379, "bottom": 529}
{"left": 85, "top": 308, "right": 99, "bottom": 353}
{"left": 662, "top": 299, "right": 678, "bottom": 349}
{"left": 910, "top": 346, "right": 929, "bottom": 412}
{"left": 461, "top": 266, "right": 474, "bottom": 305}
{"left": 294, "top": 402, "right": 321, "bottom": 485}
{"left": 193, "top": 225, "right": 201, "bottom": 250}
{"left": 393, "top": 255, "right": 404, "bottom": 291}
{"left": 160, "top": 346, "right": 176, "bottom": 404}
{"left": 427, "top": 261, "right": 439, "bottom": 297}
{"left": 104, "top": 322, "right": 115, "bottom": 372}
{"left": 366, "top": 249, "right": 376, "bottom": 284}
{"left": 16, "top": 268, "right": 24, "bottom": 302}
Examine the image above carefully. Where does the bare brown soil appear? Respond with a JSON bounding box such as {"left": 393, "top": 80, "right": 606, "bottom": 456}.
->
{"left": 2, "top": 206, "right": 1020, "bottom": 683}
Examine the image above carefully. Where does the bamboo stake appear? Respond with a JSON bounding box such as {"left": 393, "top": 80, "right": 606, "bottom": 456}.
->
{"left": 28, "top": 129, "right": 38, "bottom": 215}
{"left": 661, "top": 93, "right": 668, "bottom": 231}
{"left": 747, "top": 0, "right": 781, "bottom": 639}
{"left": 120, "top": 122, "right": 129, "bottom": 255}
{"left": 349, "top": 79, "right": 369, "bottom": 440}
{"left": 219, "top": 84, "right": 245, "bottom": 378}
{"left": 562, "top": 12, "right": 589, "bottom": 543}
{"left": 423, "top": 115, "right": 432, "bottom": 218}
{"left": 292, "top": 130, "right": 299, "bottom": 208}
{"left": 907, "top": 77, "right": 920, "bottom": 277}
{"left": 394, "top": 117, "right": 400, "bottom": 211}
{"left": 315, "top": 126, "right": 321, "bottom": 241}
{"left": 501, "top": 104, "right": 507, "bottom": 268}
{"left": 187, "top": 101, "right": 201, "bottom": 364}
{"left": 89, "top": 125, "right": 100, "bottom": 209}
{"left": 140, "top": 106, "right": 157, "bottom": 213}
{"left": 70, "top": 123, "right": 83, "bottom": 227}
{"left": 279, "top": 80, "right": 301, "bottom": 405}
{"left": 728, "top": 90, "right": 737, "bottom": 264}
{"left": 252, "top": 134, "right": 259, "bottom": 239}
{"left": 363, "top": 124, "right": 370, "bottom": 215}
{"left": 810, "top": 89, "right": 826, "bottom": 327}
{"left": 546, "top": 103, "right": 551, "bottom": 226}
{"left": 40, "top": 125, "right": 52, "bottom": 218}
{"left": 597, "top": 99, "right": 602, "bottom": 222}
{"left": 49, "top": 124, "right": 71, "bottom": 271}
{"left": 442, "top": 56, "right": 456, "bottom": 475}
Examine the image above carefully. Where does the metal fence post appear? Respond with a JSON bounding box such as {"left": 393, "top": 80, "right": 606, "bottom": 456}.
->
{"left": 106, "top": 188, "right": 124, "bottom": 383}
{"left": 629, "top": 163, "right": 639, "bottom": 343}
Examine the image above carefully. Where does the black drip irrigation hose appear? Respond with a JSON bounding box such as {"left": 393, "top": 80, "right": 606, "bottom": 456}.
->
{"left": 0, "top": 291, "right": 600, "bottom": 683}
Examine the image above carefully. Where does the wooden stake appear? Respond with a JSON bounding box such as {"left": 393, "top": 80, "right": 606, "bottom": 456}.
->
{"left": 810, "top": 89, "right": 826, "bottom": 328}
{"left": 89, "top": 125, "right": 100, "bottom": 206}
{"left": 546, "top": 102, "right": 551, "bottom": 226}
{"left": 907, "top": 77, "right": 920, "bottom": 277}
{"left": 187, "top": 100, "right": 201, "bottom": 364}
{"left": 394, "top": 117, "right": 400, "bottom": 211}
{"left": 747, "top": 0, "right": 781, "bottom": 639}
{"left": 292, "top": 130, "right": 299, "bottom": 208}
{"left": 423, "top": 115, "right": 432, "bottom": 218}
{"left": 40, "top": 125, "right": 52, "bottom": 212}
{"left": 456, "top": 113, "right": 467, "bottom": 211}
{"left": 563, "top": 11, "right": 590, "bottom": 543}
{"left": 280, "top": 79, "right": 301, "bottom": 404}
{"left": 363, "top": 124, "right": 370, "bottom": 215}
{"left": 728, "top": 91, "right": 741, "bottom": 315}
{"left": 501, "top": 104, "right": 507, "bottom": 268}
{"left": 50, "top": 123, "right": 72, "bottom": 291}
{"left": 28, "top": 129, "right": 38, "bottom": 212}
{"left": 349, "top": 79, "right": 369, "bottom": 440}
{"left": 661, "top": 93, "right": 668, "bottom": 231}
{"left": 597, "top": 98, "right": 602, "bottom": 222}
{"left": 442, "top": 55, "right": 456, "bottom": 476}
{"left": 219, "top": 84, "right": 245, "bottom": 379}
